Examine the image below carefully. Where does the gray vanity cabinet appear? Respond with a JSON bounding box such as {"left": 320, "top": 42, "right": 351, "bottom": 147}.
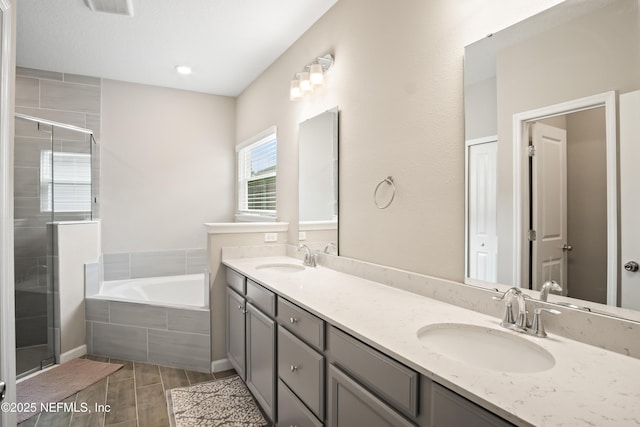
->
{"left": 246, "top": 302, "right": 276, "bottom": 421}
{"left": 225, "top": 269, "right": 276, "bottom": 423}
{"left": 227, "top": 267, "right": 514, "bottom": 427}
{"left": 327, "top": 326, "right": 418, "bottom": 427}
{"left": 276, "top": 297, "right": 326, "bottom": 426}
{"left": 225, "top": 268, "right": 247, "bottom": 380}
{"left": 328, "top": 364, "right": 416, "bottom": 427}
{"left": 225, "top": 287, "right": 246, "bottom": 380}
{"left": 429, "top": 383, "right": 513, "bottom": 427}
{"left": 278, "top": 380, "right": 323, "bottom": 427}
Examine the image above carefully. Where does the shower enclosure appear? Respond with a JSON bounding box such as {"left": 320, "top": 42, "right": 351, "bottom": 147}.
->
{"left": 14, "top": 113, "right": 97, "bottom": 378}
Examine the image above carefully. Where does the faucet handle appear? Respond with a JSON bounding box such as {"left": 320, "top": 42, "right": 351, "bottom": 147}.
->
{"left": 499, "top": 302, "right": 516, "bottom": 328}
{"left": 531, "top": 308, "right": 561, "bottom": 338}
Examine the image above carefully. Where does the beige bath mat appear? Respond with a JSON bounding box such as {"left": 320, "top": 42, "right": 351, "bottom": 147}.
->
{"left": 166, "top": 375, "right": 268, "bottom": 427}
{"left": 16, "top": 357, "right": 122, "bottom": 423}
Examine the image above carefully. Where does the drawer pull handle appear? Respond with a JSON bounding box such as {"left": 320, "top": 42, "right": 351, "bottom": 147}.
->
{"left": 290, "top": 365, "right": 299, "bottom": 373}
{"left": 289, "top": 317, "right": 298, "bottom": 324}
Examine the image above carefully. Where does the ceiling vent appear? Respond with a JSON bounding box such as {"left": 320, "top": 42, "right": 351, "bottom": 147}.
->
{"left": 85, "top": 0, "right": 134, "bottom": 16}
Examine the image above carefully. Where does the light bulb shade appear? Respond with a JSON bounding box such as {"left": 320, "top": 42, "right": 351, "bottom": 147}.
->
{"left": 299, "top": 71, "right": 312, "bottom": 92}
{"left": 309, "top": 63, "right": 324, "bottom": 86}
{"left": 290, "top": 79, "right": 301, "bottom": 100}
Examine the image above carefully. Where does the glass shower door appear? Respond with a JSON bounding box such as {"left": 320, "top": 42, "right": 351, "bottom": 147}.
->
{"left": 14, "top": 114, "right": 95, "bottom": 378}
{"left": 14, "top": 115, "right": 56, "bottom": 378}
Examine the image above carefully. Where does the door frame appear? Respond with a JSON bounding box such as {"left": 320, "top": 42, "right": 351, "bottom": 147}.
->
{"left": 512, "top": 91, "right": 617, "bottom": 304}
{"left": 465, "top": 135, "right": 498, "bottom": 282}
{"left": 0, "top": 0, "right": 16, "bottom": 424}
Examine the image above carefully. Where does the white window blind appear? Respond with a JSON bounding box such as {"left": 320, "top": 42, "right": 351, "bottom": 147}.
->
{"left": 237, "top": 128, "right": 277, "bottom": 215}
{"left": 40, "top": 150, "right": 92, "bottom": 212}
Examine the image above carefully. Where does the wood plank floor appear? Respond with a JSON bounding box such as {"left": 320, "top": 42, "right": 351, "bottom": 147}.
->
{"left": 18, "top": 355, "right": 236, "bottom": 427}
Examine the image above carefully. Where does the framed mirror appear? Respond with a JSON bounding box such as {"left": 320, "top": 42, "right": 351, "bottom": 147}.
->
{"left": 298, "top": 107, "right": 339, "bottom": 253}
{"left": 464, "top": 0, "right": 640, "bottom": 319}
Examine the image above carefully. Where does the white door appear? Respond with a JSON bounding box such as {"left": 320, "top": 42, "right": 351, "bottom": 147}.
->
{"left": 531, "top": 123, "right": 568, "bottom": 291}
{"left": 468, "top": 140, "right": 497, "bottom": 282}
{"left": 620, "top": 90, "right": 640, "bottom": 310}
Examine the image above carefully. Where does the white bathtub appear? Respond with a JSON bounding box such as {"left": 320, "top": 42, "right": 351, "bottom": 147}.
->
{"left": 92, "top": 273, "right": 209, "bottom": 309}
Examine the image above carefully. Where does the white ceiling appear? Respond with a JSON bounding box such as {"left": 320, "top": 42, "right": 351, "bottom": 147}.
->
{"left": 16, "top": 0, "right": 337, "bottom": 96}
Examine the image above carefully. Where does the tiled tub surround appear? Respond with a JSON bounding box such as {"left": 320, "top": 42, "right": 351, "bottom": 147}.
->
{"left": 84, "top": 249, "right": 210, "bottom": 372}
{"left": 222, "top": 251, "right": 640, "bottom": 426}
{"left": 85, "top": 297, "right": 210, "bottom": 372}
{"left": 101, "top": 248, "right": 207, "bottom": 281}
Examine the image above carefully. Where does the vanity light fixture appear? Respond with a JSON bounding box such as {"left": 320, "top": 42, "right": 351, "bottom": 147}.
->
{"left": 289, "top": 53, "right": 334, "bottom": 101}
{"left": 175, "top": 65, "right": 192, "bottom": 75}
{"left": 290, "top": 78, "right": 302, "bottom": 100}
{"left": 299, "top": 71, "right": 312, "bottom": 93}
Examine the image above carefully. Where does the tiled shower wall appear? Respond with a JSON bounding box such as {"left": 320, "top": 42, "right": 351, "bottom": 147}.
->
{"left": 14, "top": 67, "right": 101, "bottom": 359}
{"left": 101, "top": 248, "right": 208, "bottom": 282}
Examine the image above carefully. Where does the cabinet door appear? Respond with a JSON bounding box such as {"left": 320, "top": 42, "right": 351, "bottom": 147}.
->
{"left": 431, "top": 383, "right": 514, "bottom": 427}
{"left": 246, "top": 302, "right": 276, "bottom": 422}
{"left": 226, "top": 287, "right": 246, "bottom": 380}
{"left": 328, "top": 364, "right": 415, "bottom": 427}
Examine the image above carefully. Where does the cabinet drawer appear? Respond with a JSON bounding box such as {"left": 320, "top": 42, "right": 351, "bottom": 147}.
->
{"left": 246, "top": 279, "right": 276, "bottom": 317}
{"left": 431, "top": 383, "right": 514, "bottom": 427}
{"left": 277, "top": 297, "right": 325, "bottom": 350}
{"left": 328, "top": 364, "right": 415, "bottom": 427}
{"left": 278, "top": 380, "right": 323, "bottom": 427}
{"left": 278, "top": 326, "right": 324, "bottom": 419}
{"left": 328, "top": 327, "right": 418, "bottom": 418}
{"left": 226, "top": 268, "right": 245, "bottom": 295}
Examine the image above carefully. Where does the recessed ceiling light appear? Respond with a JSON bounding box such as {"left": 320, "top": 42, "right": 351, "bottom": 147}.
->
{"left": 175, "top": 65, "right": 192, "bottom": 75}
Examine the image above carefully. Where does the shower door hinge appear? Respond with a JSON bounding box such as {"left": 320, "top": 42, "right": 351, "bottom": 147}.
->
{"left": 528, "top": 145, "right": 536, "bottom": 157}
{"left": 528, "top": 229, "right": 537, "bottom": 241}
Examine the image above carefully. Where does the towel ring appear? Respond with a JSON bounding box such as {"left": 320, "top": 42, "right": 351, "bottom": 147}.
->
{"left": 374, "top": 176, "right": 396, "bottom": 209}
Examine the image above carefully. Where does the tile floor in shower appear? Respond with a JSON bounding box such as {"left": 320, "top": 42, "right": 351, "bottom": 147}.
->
{"left": 18, "top": 355, "right": 236, "bottom": 427}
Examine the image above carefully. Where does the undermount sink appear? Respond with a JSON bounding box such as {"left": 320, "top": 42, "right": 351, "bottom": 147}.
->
{"left": 417, "top": 323, "right": 555, "bottom": 373}
{"left": 255, "top": 263, "right": 306, "bottom": 273}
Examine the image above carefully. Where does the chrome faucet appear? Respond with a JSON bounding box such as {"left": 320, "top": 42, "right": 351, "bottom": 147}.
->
{"left": 493, "top": 287, "right": 560, "bottom": 337}
{"left": 539, "top": 280, "right": 562, "bottom": 302}
{"left": 493, "top": 287, "right": 528, "bottom": 331}
{"left": 298, "top": 244, "right": 317, "bottom": 267}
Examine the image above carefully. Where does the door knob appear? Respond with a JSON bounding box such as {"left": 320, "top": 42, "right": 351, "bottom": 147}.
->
{"left": 562, "top": 244, "right": 573, "bottom": 251}
{"left": 624, "top": 261, "right": 639, "bottom": 272}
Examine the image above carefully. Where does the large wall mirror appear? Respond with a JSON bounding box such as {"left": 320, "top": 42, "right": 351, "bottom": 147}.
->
{"left": 298, "top": 107, "right": 339, "bottom": 253}
{"left": 464, "top": 0, "right": 640, "bottom": 319}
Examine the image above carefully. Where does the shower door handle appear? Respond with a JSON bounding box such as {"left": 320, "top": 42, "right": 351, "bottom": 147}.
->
{"left": 0, "top": 380, "right": 5, "bottom": 401}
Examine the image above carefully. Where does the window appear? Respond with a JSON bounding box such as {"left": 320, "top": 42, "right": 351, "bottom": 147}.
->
{"left": 40, "top": 150, "right": 92, "bottom": 212}
{"left": 237, "top": 127, "right": 277, "bottom": 217}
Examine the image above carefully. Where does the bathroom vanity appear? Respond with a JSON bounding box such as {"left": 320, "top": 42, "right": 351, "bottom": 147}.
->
{"left": 225, "top": 262, "right": 511, "bottom": 426}
{"left": 222, "top": 251, "right": 640, "bottom": 426}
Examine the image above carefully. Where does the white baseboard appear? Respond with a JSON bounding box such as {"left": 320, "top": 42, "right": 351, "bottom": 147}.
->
{"left": 60, "top": 345, "right": 87, "bottom": 363}
{"left": 211, "top": 358, "right": 233, "bottom": 373}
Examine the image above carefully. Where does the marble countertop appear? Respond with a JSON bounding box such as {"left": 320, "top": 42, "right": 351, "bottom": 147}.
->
{"left": 222, "top": 255, "right": 640, "bottom": 427}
